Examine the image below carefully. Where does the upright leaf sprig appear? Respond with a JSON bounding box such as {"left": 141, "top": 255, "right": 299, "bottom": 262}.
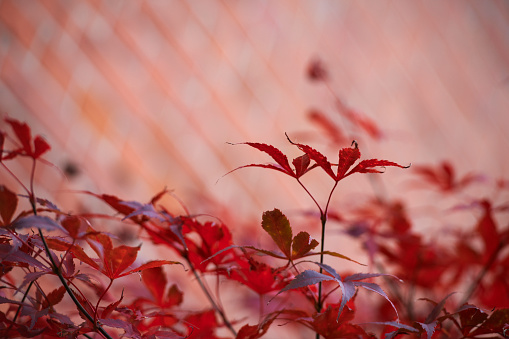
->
{"left": 227, "top": 134, "right": 409, "bottom": 313}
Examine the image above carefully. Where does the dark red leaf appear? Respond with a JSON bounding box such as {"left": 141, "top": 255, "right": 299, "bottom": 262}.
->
{"left": 291, "top": 231, "right": 319, "bottom": 259}
{"left": 470, "top": 308, "right": 509, "bottom": 336}
{"left": 261, "top": 209, "right": 293, "bottom": 258}
{"left": 101, "top": 293, "right": 124, "bottom": 319}
{"left": 41, "top": 286, "right": 66, "bottom": 310}
{"left": 476, "top": 200, "right": 499, "bottom": 261}
{"left": 458, "top": 304, "right": 488, "bottom": 336}
{"left": 100, "top": 318, "right": 141, "bottom": 339}
{"left": 292, "top": 154, "right": 316, "bottom": 178}
{"left": 5, "top": 118, "right": 32, "bottom": 155}
{"left": 0, "top": 185, "right": 17, "bottom": 225}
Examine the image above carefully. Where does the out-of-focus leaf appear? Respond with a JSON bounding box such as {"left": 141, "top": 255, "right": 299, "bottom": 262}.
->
{"left": 12, "top": 215, "right": 65, "bottom": 232}
{"left": 0, "top": 185, "right": 17, "bottom": 226}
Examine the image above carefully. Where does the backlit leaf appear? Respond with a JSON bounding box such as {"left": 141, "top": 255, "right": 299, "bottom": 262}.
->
{"left": 261, "top": 209, "right": 293, "bottom": 258}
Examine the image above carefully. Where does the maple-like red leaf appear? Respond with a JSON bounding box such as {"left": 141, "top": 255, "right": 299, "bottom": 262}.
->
{"left": 226, "top": 257, "right": 289, "bottom": 295}
{"left": 286, "top": 134, "right": 336, "bottom": 179}
{"left": 224, "top": 141, "right": 301, "bottom": 179}
{"left": 411, "top": 161, "right": 483, "bottom": 192}
{"left": 4, "top": 118, "right": 51, "bottom": 159}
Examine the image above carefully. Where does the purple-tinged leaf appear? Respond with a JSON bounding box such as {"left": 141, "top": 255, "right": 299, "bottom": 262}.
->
{"left": 315, "top": 262, "right": 341, "bottom": 280}
{"left": 12, "top": 215, "right": 65, "bottom": 232}
{"left": 417, "top": 321, "right": 437, "bottom": 339}
{"left": 100, "top": 318, "right": 142, "bottom": 339}
{"left": 272, "top": 270, "right": 335, "bottom": 300}
{"left": 423, "top": 293, "right": 455, "bottom": 324}
{"left": 121, "top": 202, "right": 164, "bottom": 221}
{"left": 369, "top": 321, "right": 419, "bottom": 339}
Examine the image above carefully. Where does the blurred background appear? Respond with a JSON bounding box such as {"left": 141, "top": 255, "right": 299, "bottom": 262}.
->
{"left": 1, "top": 0, "right": 508, "bottom": 239}
{"left": 1, "top": 1, "right": 509, "bottom": 336}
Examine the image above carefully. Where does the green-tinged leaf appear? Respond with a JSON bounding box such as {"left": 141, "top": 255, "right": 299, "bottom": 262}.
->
{"left": 291, "top": 231, "right": 319, "bottom": 259}
{"left": 261, "top": 209, "right": 293, "bottom": 258}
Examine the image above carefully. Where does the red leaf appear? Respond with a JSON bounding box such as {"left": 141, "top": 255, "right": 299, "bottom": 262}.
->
{"left": 238, "top": 142, "right": 293, "bottom": 174}
{"left": 41, "top": 286, "right": 66, "bottom": 310}
{"left": 0, "top": 131, "right": 5, "bottom": 161}
{"left": 291, "top": 231, "right": 319, "bottom": 260}
{"left": 118, "top": 259, "right": 182, "bottom": 278}
{"left": 336, "top": 142, "right": 361, "bottom": 180}
{"left": 185, "top": 310, "right": 222, "bottom": 339}
{"left": 0, "top": 185, "right": 17, "bottom": 225}
{"left": 142, "top": 266, "right": 167, "bottom": 303}
{"left": 226, "top": 258, "right": 289, "bottom": 295}
{"left": 308, "top": 109, "right": 348, "bottom": 144}
{"left": 101, "top": 293, "right": 124, "bottom": 319}
{"left": 292, "top": 154, "right": 317, "bottom": 178}
{"left": 476, "top": 200, "right": 499, "bottom": 261}
{"left": 33, "top": 135, "right": 50, "bottom": 158}
{"left": 61, "top": 215, "right": 89, "bottom": 239}
{"left": 5, "top": 118, "right": 32, "bottom": 155}
{"left": 286, "top": 134, "right": 336, "bottom": 180}
{"left": 347, "top": 158, "right": 409, "bottom": 177}
{"left": 261, "top": 209, "right": 293, "bottom": 258}
{"left": 106, "top": 245, "right": 140, "bottom": 279}
{"left": 236, "top": 312, "right": 278, "bottom": 339}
